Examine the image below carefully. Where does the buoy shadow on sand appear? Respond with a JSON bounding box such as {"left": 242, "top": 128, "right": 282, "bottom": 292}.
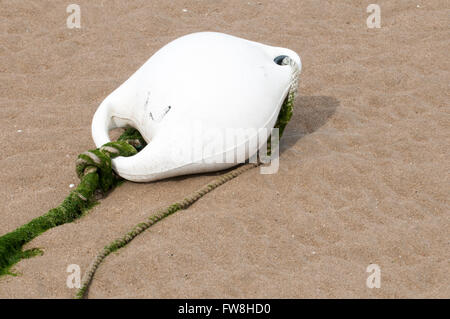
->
{"left": 280, "top": 95, "right": 339, "bottom": 154}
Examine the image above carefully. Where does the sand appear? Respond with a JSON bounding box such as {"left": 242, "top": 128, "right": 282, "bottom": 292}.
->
{"left": 0, "top": 0, "right": 449, "bottom": 298}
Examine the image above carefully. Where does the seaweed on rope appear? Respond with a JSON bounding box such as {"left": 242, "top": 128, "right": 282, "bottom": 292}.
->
{"left": 0, "top": 128, "right": 146, "bottom": 276}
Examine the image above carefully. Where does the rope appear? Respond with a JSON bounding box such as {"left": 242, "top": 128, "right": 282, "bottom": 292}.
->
{"left": 75, "top": 162, "right": 258, "bottom": 298}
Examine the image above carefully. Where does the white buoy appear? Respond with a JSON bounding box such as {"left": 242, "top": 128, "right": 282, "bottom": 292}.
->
{"left": 91, "top": 32, "right": 301, "bottom": 182}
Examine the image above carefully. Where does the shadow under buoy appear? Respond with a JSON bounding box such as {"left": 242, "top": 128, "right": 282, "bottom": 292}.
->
{"left": 280, "top": 95, "right": 339, "bottom": 154}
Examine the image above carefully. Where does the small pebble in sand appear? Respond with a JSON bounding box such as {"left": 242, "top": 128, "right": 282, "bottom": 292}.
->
{"left": 312, "top": 251, "right": 316, "bottom": 255}
{"left": 69, "top": 184, "right": 75, "bottom": 188}
{"left": 17, "top": 129, "right": 22, "bottom": 133}
{"left": 182, "top": 8, "right": 188, "bottom": 12}
{"left": 417, "top": 5, "right": 420, "bottom": 7}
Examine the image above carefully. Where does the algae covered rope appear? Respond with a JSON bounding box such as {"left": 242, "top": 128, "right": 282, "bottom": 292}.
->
{"left": 0, "top": 128, "right": 146, "bottom": 276}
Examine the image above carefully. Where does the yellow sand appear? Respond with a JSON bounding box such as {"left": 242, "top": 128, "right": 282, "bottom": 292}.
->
{"left": 0, "top": 0, "right": 448, "bottom": 298}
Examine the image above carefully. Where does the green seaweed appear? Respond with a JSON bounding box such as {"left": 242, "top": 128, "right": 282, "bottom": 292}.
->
{"left": 0, "top": 249, "right": 43, "bottom": 276}
{"left": 0, "top": 128, "right": 146, "bottom": 276}
{"left": 267, "top": 91, "right": 295, "bottom": 155}
{"left": 275, "top": 92, "right": 295, "bottom": 138}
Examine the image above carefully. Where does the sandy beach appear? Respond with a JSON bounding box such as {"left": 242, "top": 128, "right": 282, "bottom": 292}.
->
{"left": 0, "top": 0, "right": 449, "bottom": 298}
